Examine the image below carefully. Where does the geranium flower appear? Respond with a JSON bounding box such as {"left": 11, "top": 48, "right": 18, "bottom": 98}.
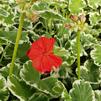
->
{"left": 27, "top": 37, "right": 62, "bottom": 73}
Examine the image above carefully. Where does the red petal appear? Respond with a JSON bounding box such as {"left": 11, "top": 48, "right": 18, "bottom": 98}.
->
{"left": 26, "top": 37, "right": 62, "bottom": 73}
{"left": 27, "top": 37, "right": 55, "bottom": 60}
{"left": 27, "top": 47, "right": 42, "bottom": 60}
{"left": 41, "top": 56, "right": 52, "bottom": 72}
{"left": 32, "top": 55, "right": 43, "bottom": 72}
{"left": 32, "top": 55, "right": 51, "bottom": 73}
{"left": 48, "top": 54, "right": 62, "bottom": 68}
{"left": 31, "top": 38, "right": 45, "bottom": 53}
{"left": 43, "top": 37, "right": 55, "bottom": 52}
{"left": 36, "top": 37, "right": 55, "bottom": 52}
{"left": 32, "top": 54, "right": 62, "bottom": 73}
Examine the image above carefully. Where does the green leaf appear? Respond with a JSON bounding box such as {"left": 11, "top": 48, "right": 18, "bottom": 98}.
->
{"left": 0, "top": 8, "right": 9, "bottom": 17}
{"left": 89, "top": 12, "right": 101, "bottom": 25}
{"left": 0, "top": 31, "right": 28, "bottom": 43}
{"left": 40, "top": 10, "right": 65, "bottom": 21}
{"left": 0, "top": 46, "right": 3, "bottom": 54}
{"left": 29, "top": 93, "right": 49, "bottom": 101}
{"left": 7, "top": 75, "right": 35, "bottom": 101}
{"left": 70, "top": 80, "right": 94, "bottom": 101}
{"left": 91, "top": 45, "right": 101, "bottom": 66}
{"left": 4, "top": 14, "right": 14, "bottom": 25}
{"left": 37, "top": 77, "right": 64, "bottom": 97}
{"left": 79, "top": 60, "right": 100, "bottom": 82}
{"left": 57, "top": 25, "right": 69, "bottom": 38}
{"left": 81, "top": 33, "right": 97, "bottom": 48}
{"left": 20, "top": 60, "right": 40, "bottom": 84}
{"left": 87, "top": 0, "right": 101, "bottom": 8}
{"left": 85, "top": 26, "right": 101, "bottom": 37}
{"left": 20, "top": 60, "right": 71, "bottom": 99}
{"left": 0, "top": 63, "right": 21, "bottom": 78}
{"left": 5, "top": 42, "right": 30, "bottom": 59}
{"left": 56, "top": 81, "right": 72, "bottom": 101}
{"left": 66, "top": 55, "right": 76, "bottom": 65}
{"left": 0, "top": 37, "right": 8, "bottom": 45}
{"left": 20, "top": 61, "right": 65, "bottom": 97}
{"left": 95, "top": 90, "right": 101, "bottom": 101}
{"left": 0, "top": 2, "right": 15, "bottom": 26}
{"left": 59, "top": 62, "right": 72, "bottom": 78}
{"left": 0, "top": 74, "right": 9, "bottom": 101}
{"left": 32, "top": 1, "right": 49, "bottom": 11}
{"left": 69, "top": 0, "right": 85, "bottom": 13}
{"left": 54, "top": 46, "right": 69, "bottom": 57}
{"left": 71, "top": 38, "right": 87, "bottom": 56}
{"left": 61, "top": 89, "right": 72, "bottom": 101}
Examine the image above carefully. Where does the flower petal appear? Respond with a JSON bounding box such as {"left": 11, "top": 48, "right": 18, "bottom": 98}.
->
{"left": 26, "top": 37, "right": 62, "bottom": 73}
{"left": 32, "top": 55, "right": 43, "bottom": 73}
{"left": 32, "top": 55, "right": 51, "bottom": 73}
{"left": 33, "top": 54, "right": 62, "bottom": 73}
{"left": 39, "top": 37, "right": 55, "bottom": 52}
{"left": 48, "top": 54, "right": 62, "bottom": 68}
{"left": 41, "top": 56, "right": 52, "bottom": 73}
{"left": 31, "top": 38, "right": 45, "bottom": 52}
{"left": 27, "top": 47, "right": 42, "bottom": 60}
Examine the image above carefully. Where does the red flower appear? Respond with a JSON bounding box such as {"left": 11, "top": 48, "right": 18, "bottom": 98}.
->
{"left": 27, "top": 37, "right": 62, "bottom": 73}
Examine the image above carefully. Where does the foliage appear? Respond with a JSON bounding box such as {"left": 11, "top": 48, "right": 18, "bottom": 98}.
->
{"left": 0, "top": 0, "right": 101, "bottom": 101}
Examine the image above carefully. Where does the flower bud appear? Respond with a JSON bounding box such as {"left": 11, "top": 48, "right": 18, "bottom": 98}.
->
{"left": 70, "top": 14, "right": 78, "bottom": 22}
{"left": 79, "top": 14, "right": 86, "bottom": 23}
{"left": 26, "top": 11, "right": 39, "bottom": 22}
{"left": 64, "top": 23, "right": 73, "bottom": 30}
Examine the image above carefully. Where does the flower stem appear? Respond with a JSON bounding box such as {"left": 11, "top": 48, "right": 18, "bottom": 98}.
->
{"left": 9, "top": 13, "right": 25, "bottom": 76}
{"left": 77, "top": 31, "right": 80, "bottom": 79}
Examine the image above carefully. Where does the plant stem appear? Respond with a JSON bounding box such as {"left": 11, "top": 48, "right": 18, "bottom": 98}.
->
{"left": 9, "top": 13, "right": 25, "bottom": 76}
{"left": 49, "top": 18, "right": 52, "bottom": 34}
{"left": 77, "top": 31, "right": 80, "bottom": 79}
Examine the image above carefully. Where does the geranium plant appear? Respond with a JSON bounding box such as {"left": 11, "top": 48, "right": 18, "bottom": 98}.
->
{"left": 0, "top": 0, "right": 101, "bottom": 101}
